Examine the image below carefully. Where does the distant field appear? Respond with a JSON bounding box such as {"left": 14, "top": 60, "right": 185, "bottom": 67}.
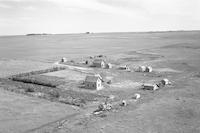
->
{"left": 0, "top": 31, "right": 199, "bottom": 62}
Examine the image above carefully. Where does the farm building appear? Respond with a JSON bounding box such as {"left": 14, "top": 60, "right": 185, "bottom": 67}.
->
{"left": 142, "top": 83, "right": 158, "bottom": 90}
{"left": 92, "top": 59, "right": 106, "bottom": 68}
{"left": 137, "top": 66, "right": 153, "bottom": 72}
{"left": 85, "top": 75, "right": 102, "bottom": 90}
{"left": 85, "top": 60, "right": 93, "bottom": 65}
{"left": 145, "top": 66, "right": 153, "bottom": 72}
{"left": 157, "top": 78, "right": 170, "bottom": 88}
{"left": 138, "top": 66, "right": 146, "bottom": 72}
{"left": 61, "top": 57, "right": 67, "bottom": 63}
{"left": 106, "top": 63, "right": 112, "bottom": 69}
{"left": 119, "top": 65, "right": 130, "bottom": 70}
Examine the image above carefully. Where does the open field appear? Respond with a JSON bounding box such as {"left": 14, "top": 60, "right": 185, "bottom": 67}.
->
{"left": 0, "top": 89, "right": 79, "bottom": 133}
{"left": 0, "top": 59, "right": 52, "bottom": 78}
{"left": 0, "top": 31, "right": 200, "bottom": 133}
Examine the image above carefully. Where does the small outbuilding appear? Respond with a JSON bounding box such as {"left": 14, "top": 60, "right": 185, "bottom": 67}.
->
{"left": 61, "top": 57, "right": 67, "bottom": 63}
{"left": 92, "top": 59, "right": 106, "bottom": 68}
{"left": 137, "top": 66, "right": 153, "bottom": 72}
{"left": 119, "top": 65, "right": 130, "bottom": 70}
{"left": 161, "top": 78, "right": 170, "bottom": 85}
{"left": 85, "top": 75, "right": 102, "bottom": 90}
{"left": 85, "top": 60, "right": 92, "bottom": 65}
{"left": 133, "top": 93, "right": 141, "bottom": 100}
{"left": 157, "top": 78, "right": 170, "bottom": 88}
{"left": 142, "top": 83, "right": 158, "bottom": 90}
{"left": 106, "top": 63, "right": 112, "bottom": 69}
{"left": 145, "top": 66, "right": 153, "bottom": 72}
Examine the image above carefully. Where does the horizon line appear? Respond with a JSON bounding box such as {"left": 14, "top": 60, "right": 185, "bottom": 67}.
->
{"left": 1, "top": 29, "right": 200, "bottom": 37}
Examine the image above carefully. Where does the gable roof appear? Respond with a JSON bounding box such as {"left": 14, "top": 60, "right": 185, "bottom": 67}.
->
{"left": 94, "top": 74, "right": 103, "bottom": 80}
{"left": 85, "top": 75, "right": 100, "bottom": 82}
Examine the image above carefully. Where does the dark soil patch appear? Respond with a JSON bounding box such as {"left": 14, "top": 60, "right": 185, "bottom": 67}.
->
{"left": 11, "top": 75, "right": 65, "bottom": 87}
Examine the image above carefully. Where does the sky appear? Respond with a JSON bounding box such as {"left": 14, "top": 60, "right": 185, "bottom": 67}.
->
{"left": 0, "top": 0, "right": 200, "bottom": 35}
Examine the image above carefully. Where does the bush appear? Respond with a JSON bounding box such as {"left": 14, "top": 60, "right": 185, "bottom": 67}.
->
{"left": 25, "top": 87, "right": 35, "bottom": 92}
{"left": 107, "top": 80, "right": 112, "bottom": 84}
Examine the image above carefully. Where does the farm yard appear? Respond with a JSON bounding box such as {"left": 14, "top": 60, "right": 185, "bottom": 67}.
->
{"left": 0, "top": 31, "right": 200, "bottom": 133}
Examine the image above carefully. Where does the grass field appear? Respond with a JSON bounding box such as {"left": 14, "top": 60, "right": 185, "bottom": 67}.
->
{"left": 0, "top": 31, "right": 200, "bottom": 133}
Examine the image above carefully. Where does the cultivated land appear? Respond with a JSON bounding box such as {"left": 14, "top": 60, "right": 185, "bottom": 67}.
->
{"left": 0, "top": 31, "right": 200, "bottom": 133}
